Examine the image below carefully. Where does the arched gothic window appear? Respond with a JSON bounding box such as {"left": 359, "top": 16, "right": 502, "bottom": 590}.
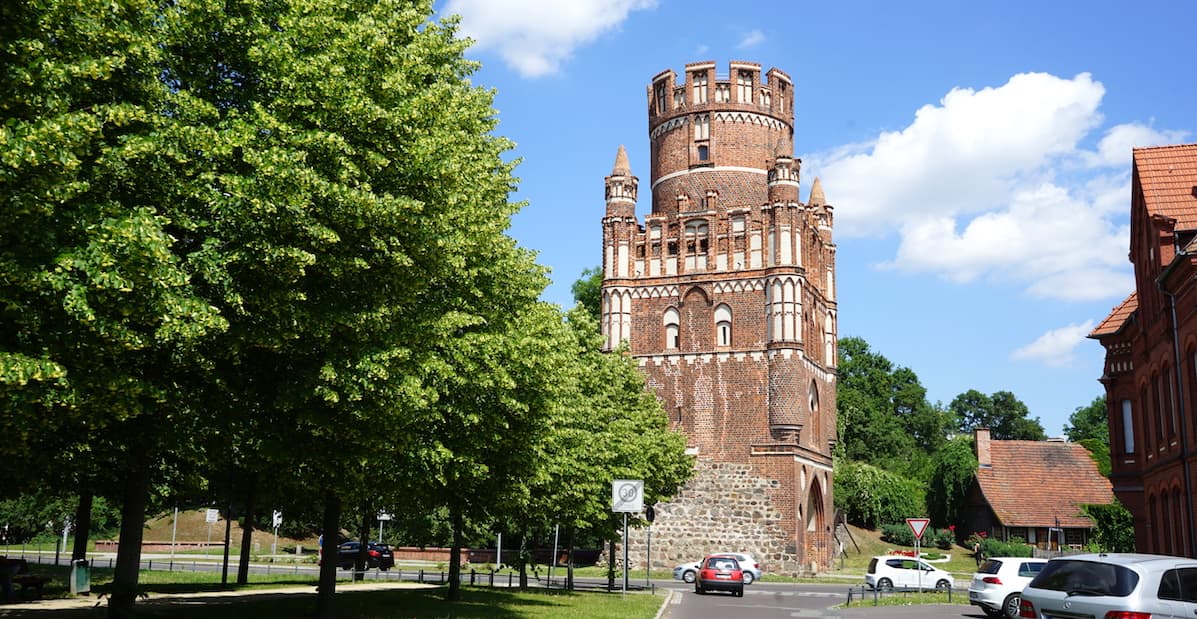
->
{"left": 714, "top": 304, "right": 732, "bottom": 347}
{"left": 663, "top": 308, "right": 680, "bottom": 350}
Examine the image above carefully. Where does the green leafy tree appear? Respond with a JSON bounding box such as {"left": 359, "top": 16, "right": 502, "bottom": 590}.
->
{"left": 1081, "top": 501, "right": 1135, "bottom": 552}
{"left": 952, "top": 389, "right": 1046, "bottom": 440}
{"left": 833, "top": 460, "right": 924, "bottom": 529}
{"left": 1078, "top": 438, "right": 1112, "bottom": 477}
{"left": 926, "top": 436, "right": 978, "bottom": 527}
{"left": 1066, "top": 396, "right": 1109, "bottom": 443}
{"left": 571, "top": 266, "right": 603, "bottom": 323}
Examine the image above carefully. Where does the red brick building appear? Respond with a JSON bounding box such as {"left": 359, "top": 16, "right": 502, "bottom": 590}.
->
{"left": 962, "top": 429, "right": 1113, "bottom": 549}
{"left": 1090, "top": 143, "right": 1197, "bottom": 556}
{"left": 600, "top": 61, "right": 837, "bottom": 573}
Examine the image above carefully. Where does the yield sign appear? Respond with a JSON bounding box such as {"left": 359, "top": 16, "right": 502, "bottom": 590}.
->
{"left": 906, "top": 518, "right": 931, "bottom": 540}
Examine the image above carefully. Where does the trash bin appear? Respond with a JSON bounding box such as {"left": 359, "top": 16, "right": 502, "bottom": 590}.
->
{"left": 70, "top": 559, "right": 90, "bottom": 595}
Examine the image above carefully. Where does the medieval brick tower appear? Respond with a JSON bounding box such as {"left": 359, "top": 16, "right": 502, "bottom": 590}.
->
{"left": 600, "top": 61, "right": 838, "bottom": 574}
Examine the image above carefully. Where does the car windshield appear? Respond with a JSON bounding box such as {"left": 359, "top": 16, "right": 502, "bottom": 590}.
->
{"left": 707, "top": 558, "right": 739, "bottom": 570}
{"left": 1030, "top": 560, "right": 1139, "bottom": 597}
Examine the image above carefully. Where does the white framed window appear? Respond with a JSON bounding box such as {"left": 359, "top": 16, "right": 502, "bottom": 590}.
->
{"left": 1122, "top": 399, "right": 1135, "bottom": 454}
{"left": 736, "top": 70, "right": 752, "bottom": 103}
{"left": 715, "top": 83, "right": 730, "bottom": 103}
{"left": 715, "top": 304, "right": 732, "bottom": 347}
{"left": 653, "top": 81, "right": 666, "bottom": 114}
{"left": 692, "top": 71, "right": 708, "bottom": 104}
{"left": 693, "top": 113, "right": 709, "bottom": 140}
{"left": 664, "top": 308, "right": 680, "bottom": 350}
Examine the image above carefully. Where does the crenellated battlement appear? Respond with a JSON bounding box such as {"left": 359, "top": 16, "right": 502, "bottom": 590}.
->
{"left": 647, "top": 60, "right": 794, "bottom": 131}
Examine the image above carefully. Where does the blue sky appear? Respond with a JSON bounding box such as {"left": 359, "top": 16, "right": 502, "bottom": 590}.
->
{"left": 433, "top": 0, "right": 1196, "bottom": 436}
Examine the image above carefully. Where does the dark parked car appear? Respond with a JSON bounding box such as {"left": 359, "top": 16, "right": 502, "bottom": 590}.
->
{"left": 334, "top": 541, "right": 394, "bottom": 571}
{"left": 694, "top": 554, "right": 744, "bottom": 597}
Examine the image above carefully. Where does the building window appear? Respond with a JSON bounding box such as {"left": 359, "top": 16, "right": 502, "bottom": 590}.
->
{"left": 692, "top": 71, "right": 707, "bottom": 104}
{"left": 715, "top": 304, "right": 732, "bottom": 347}
{"left": 809, "top": 380, "right": 820, "bottom": 414}
{"left": 715, "top": 83, "right": 730, "bottom": 103}
{"left": 1122, "top": 399, "right": 1135, "bottom": 454}
{"left": 693, "top": 113, "right": 709, "bottom": 140}
{"left": 736, "top": 70, "right": 752, "bottom": 103}
{"left": 654, "top": 81, "right": 666, "bottom": 114}
{"left": 684, "top": 220, "right": 709, "bottom": 271}
{"left": 664, "top": 308, "right": 680, "bottom": 350}
{"left": 697, "top": 144, "right": 709, "bottom": 161}
{"left": 761, "top": 89, "right": 771, "bottom": 106}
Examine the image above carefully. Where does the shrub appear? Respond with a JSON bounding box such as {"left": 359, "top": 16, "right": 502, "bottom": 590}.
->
{"left": 881, "top": 523, "right": 916, "bottom": 546}
{"left": 980, "top": 536, "right": 1032, "bottom": 558}
{"left": 929, "top": 528, "right": 955, "bottom": 550}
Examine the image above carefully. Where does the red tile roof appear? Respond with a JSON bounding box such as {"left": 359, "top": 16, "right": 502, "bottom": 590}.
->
{"left": 976, "top": 440, "right": 1114, "bottom": 528}
{"left": 1089, "top": 292, "right": 1138, "bottom": 338}
{"left": 1135, "top": 144, "right": 1197, "bottom": 228}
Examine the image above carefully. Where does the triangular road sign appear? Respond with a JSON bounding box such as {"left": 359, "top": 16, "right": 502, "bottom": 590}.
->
{"left": 906, "top": 518, "right": 931, "bottom": 540}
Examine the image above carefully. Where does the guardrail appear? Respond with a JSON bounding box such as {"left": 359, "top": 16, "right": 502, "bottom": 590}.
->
{"left": 844, "top": 583, "right": 958, "bottom": 606}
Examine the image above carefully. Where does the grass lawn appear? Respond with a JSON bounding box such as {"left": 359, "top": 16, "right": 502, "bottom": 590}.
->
{"left": 1, "top": 563, "right": 665, "bottom": 618}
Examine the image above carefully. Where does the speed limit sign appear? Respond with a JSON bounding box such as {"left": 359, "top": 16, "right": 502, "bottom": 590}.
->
{"left": 612, "top": 479, "right": 644, "bottom": 513}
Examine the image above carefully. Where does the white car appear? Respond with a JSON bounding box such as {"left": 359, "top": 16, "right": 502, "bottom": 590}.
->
{"left": 673, "top": 552, "right": 762, "bottom": 584}
{"left": 865, "top": 555, "right": 954, "bottom": 591}
{"left": 967, "top": 556, "right": 1048, "bottom": 618}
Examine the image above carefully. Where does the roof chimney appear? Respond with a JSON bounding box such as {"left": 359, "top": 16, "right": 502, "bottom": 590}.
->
{"left": 975, "top": 428, "right": 992, "bottom": 468}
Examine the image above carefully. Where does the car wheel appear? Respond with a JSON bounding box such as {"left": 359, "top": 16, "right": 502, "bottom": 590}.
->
{"left": 694, "top": 584, "right": 703, "bottom": 595}
{"left": 683, "top": 570, "right": 696, "bottom": 584}
{"left": 877, "top": 578, "right": 893, "bottom": 592}
{"left": 935, "top": 579, "right": 951, "bottom": 591}
{"left": 742, "top": 571, "right": 754, "bottom": 585}
{"left": 982, "top": 606, "right": 1004, "bottom": 618}
{"left": 1003, "top": 592, "right": 1021, "bottom": 618}
{"left": 736, "top": 587, "right": 744, "bottom": 597}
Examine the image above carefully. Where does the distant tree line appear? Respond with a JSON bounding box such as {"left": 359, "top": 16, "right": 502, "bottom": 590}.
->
{"left": 833, "top": 336, "right": 1129, "bottom": 549}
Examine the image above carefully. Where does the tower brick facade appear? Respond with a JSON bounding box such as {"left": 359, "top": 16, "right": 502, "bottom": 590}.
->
{"left": 600, "top": 61, "right": 838, "bottom": 574}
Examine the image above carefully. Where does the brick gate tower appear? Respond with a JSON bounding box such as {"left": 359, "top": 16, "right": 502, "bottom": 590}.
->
{"left": 600, "top": 61, "right": 838, "bottom": 575}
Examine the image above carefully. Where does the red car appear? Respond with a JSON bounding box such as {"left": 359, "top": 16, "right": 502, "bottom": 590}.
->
{"left": 695, "top": 554, "right": 745, "bottom": 597}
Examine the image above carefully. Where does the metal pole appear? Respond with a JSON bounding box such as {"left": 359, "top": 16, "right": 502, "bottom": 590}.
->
{"left": 550, "top": 524, "right": 559, "bottom": 587}
{"left": 645, "top": 526, "right": 651, "bottom": 587}
{"left": 497, "top": 533, "right": 502, "bottom": 568}
{"left": 622, "top": 512, "right": 628, "bottom": 593}
{"left": 916, "top": 536, "right": 922, "bottom": 592}
{"left": 170, "top": 507, "right": 178, "bottom": 561}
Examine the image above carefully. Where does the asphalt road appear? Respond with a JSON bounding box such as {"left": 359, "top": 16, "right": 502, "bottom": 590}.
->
{"left": 657, "top": 581, "right": 985, "bottom": 619}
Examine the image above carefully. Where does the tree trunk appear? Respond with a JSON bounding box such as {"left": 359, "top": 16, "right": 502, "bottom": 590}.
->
{"left": 446, "top": 508, "right": 463, "bottom": 601}
{"left": 237, "top": 489, "right": 256, "bottom": 585}
{"left": 565, "top": 527, "right": 574, "bottom": 591}
{"left": 316, "top": 491, "right": 340, "bottom": 619}
{"left": 220, "top": 502, "right": 232, "bottom": 586}
{"left": 518, "top": 536, "right": 528, "bottom": 590}
{"left": 107, "top": 466, "right": 150, "bottom": 619}
{"left": 72, "top": 491, "right": 92, "bottom": 562}
{"left": 607, "top": 539, "right": 616, "bottom": 591}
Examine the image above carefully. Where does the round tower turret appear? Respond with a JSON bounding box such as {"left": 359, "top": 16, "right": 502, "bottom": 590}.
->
{"left": 646, "top": 62, "right": 795, "bottom": 218}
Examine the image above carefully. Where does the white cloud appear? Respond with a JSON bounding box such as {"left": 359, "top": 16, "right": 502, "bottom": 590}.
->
{"left": 738, "top": 29, "right": 765, "bottom": 48}
{"left": 1081, "top": 122, "right": 1190, "bottom": 168}
{"left": 1011, "top": 321, "right": 1097, "bottom": 367}
{"left": 801, "top": 72, "right": 1177, "bottom": 302}
{"left": 442, "top": 0, "right": 657, "bottom": 78}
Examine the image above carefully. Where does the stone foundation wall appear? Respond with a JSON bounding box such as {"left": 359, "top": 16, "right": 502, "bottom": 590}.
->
{"left": 614, "top": 458, "right": 807, "bottom": 575}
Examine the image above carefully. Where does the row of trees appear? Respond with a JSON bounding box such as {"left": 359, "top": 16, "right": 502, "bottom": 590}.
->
{"left": 834, "top": 337, "right": 1117, "bottom": 541}
{"left": 0, "top": 2, "right": 691, "bottom": 617}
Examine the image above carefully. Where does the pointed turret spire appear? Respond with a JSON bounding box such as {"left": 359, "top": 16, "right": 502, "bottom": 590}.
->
{"left": 808, "top": 177, "right": 825, "bottom": 207}
{"left": 612, "top": 144, "right": 631, "bottom": 176}
{"left": 605, "top": 145, "right": 638, "bottom": 217}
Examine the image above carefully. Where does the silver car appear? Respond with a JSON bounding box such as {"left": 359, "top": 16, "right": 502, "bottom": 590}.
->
{"left": 967, "top": 556, "right": 1047, "bottom": 618}
{"left": 1019, "top": 553, "right": 1197, "bottom": 618}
